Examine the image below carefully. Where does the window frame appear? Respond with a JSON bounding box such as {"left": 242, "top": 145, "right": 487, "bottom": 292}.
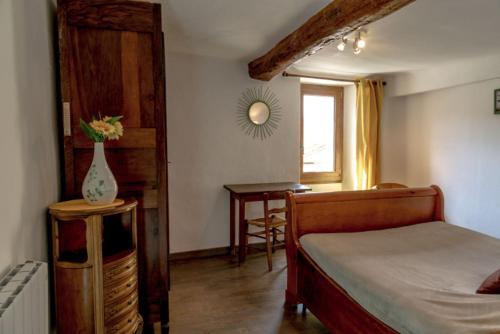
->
{"left": 300, "top": 84, "right": 343, "bottom": 184}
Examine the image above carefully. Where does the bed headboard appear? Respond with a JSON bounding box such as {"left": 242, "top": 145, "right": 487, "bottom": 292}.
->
{"left": 284, "top": 185, "right": 444, "bottom": 306}
{"left": 287, "top": 185, "right": 444, "bottom": 239}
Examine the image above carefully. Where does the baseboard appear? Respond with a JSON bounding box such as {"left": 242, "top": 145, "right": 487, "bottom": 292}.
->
{"left": 169, "top": 246, "right": 229, "bottom": 261}
{"left": 169, "top": 242, "right": 285, "bottom": 261}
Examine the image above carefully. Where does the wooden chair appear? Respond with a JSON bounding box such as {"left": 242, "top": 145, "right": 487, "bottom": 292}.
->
{"left": 371, "top": 183, "right": 408, "bottom": 190}
{"left": 245, "top": 192, "right": 287, "bottom": 271}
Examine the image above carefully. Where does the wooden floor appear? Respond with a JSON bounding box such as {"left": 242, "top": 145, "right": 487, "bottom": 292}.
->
{"left": 169, "top": 249, "right": 329, "bottom": 334}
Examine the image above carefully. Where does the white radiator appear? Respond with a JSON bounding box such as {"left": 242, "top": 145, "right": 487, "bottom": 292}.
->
{"left": 0, "top": 261, "right": 49, "bottom": 334}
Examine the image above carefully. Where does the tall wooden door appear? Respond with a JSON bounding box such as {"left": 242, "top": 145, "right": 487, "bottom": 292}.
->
{"left": 57, "top": 0, "right": 169, "bottom": 332}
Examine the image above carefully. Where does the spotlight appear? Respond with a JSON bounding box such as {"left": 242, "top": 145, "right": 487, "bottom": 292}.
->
{"left": 337, "top": 37, "right": 347, "bottom": 52}
{"left": 354, "top": 30, "right": 366, "bottom": 49}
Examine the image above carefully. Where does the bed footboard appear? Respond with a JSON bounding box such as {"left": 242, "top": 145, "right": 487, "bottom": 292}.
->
{"left": 296, "top": 248, "right": 398, "bottom": 333}
{"left": 285, "top": 186, "right": 444, "bottom": 306}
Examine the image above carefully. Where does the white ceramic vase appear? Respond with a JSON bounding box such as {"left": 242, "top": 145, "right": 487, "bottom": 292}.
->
{"left": 82, "top": 142, "right": 118, "bottom": 205}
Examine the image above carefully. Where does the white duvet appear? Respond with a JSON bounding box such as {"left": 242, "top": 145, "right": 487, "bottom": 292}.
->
{"left": 300, "top": 221, "right": 500, "bottom": 334}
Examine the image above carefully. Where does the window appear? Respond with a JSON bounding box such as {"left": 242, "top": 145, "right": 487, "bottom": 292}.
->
{"left": 300, "top": 84, "right": 343, "bottom": 184}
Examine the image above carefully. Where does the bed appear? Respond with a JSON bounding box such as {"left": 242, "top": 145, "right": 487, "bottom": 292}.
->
{"left": 285, "top": 186, "right": 500, "bottom": 334}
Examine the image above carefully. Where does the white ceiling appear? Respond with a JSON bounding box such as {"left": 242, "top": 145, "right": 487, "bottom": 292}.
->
{"left": 164, "top": 0, "right": 500, "bottom": 77}
{"left": 163, "top": 0, "right": 331, "bottom": 60}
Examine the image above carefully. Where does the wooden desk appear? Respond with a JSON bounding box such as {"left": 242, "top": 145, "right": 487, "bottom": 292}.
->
{"left": 223, "top": 182, "right": 311, "bottom": 263}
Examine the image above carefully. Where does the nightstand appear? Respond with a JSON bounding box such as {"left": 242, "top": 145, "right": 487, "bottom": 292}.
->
{"left": 49, "top": 199, "right": 142, "bottom": 334}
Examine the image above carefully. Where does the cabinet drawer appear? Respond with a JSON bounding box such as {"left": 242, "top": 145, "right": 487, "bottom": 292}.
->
{"left": 103, "top": 251, "right": 137, "bottom": 284}
{"left": 103, "top": 250, "right": 136, "bottom": 271}
{"left": 105, "top": 313, "right": 140, "bottom": 334}
{"left": 103, "top": 273, "right": 137, "bottom": 305}
{"left": 104, "top": 290, "right": 138, "bottom": 324}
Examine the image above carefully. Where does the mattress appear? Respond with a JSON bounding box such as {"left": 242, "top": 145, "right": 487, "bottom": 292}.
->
{"left": 300, "top": 221, "right": 500, "bottom": 334}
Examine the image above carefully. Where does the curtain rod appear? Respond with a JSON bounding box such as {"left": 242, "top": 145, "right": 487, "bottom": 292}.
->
{"left": 282, "top": 71, "right": 386, "bottom": 86}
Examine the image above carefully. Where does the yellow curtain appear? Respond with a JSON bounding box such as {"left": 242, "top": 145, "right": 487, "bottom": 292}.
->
{"left": 355, "top": 79, "right": 384, "bottom": 190}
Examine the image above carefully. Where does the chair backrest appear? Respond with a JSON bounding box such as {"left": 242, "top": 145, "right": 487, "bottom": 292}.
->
{"left": 371, "top": 183, "right": 408, "bottom": 190}
{"left": 262, "top": 192, "right": 287, "bottom": 220}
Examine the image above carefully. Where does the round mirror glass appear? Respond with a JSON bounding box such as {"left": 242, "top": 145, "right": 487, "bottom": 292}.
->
{"left": 248, "top": 101, "right": 270, "bottom": 125}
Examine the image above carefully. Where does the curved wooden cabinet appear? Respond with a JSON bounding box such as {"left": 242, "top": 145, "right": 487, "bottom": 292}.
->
{"left": 49, "top": 199, "right": 142, "bottom": 334}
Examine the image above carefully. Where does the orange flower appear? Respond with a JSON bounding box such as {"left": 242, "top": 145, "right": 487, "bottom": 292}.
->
{"left": 90, "top": 120, "right": 115, "bottom": 136}
{"left": 114, "top": 121, "right": 124, "bottom": 136}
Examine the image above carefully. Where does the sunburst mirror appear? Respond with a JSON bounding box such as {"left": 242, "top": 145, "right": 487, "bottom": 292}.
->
{"left": 237, "top": 87, "right": 281, "bottom": 140}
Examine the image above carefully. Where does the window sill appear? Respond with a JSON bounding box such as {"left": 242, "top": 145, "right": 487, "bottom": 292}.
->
{"left": 300, "top": 172, "right": 342, "bottom": 184}
{"left": 305, "top": 183, "right": 343, "bottom": 193}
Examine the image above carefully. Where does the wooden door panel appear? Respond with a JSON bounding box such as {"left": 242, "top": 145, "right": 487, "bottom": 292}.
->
{"left": 121, "top": 32, "right": 142, "bottom": 127}
{"left": 66, "top": 0, "right": 155, "bottom": 32}
{"left": 121, "top": 32, "right": 157, "bottom": 128}
{"left": 69, "top": 28, "right": 123, "bottom": 124}
{"left": 136, "top": 33, "right": 156, "bottom": 128}
{"left": 74, "top": 149, "right": 157, "bottom": 187}
{"left": 74, "top": 128, "right": 156, "bottom": 149}
{"left": 68, "top": 28, "right": 155, "bottom": 129}
{"left": 137, "top": 208, "right": 162, "bottom": 322}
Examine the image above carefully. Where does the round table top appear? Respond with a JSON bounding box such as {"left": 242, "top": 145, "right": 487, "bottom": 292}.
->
{"left": 49, "top": 199, "right": 136, "bottom": 216}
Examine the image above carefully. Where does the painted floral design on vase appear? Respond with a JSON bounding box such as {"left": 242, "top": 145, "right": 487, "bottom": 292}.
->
{"left": 82, "top": 142, "right": 118, "bottom": 205}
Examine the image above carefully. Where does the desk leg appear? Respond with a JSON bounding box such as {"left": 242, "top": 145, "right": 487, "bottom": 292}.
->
{"left": 229, "top": 193, "right": 236, "bottom": 256}
{"left": 238, "top": 198, "right": 246, "bottom": 264}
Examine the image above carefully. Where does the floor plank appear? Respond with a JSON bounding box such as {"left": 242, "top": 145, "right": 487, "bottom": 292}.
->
{"left": 169, "top": 249, "right": 329, "bottom": 333}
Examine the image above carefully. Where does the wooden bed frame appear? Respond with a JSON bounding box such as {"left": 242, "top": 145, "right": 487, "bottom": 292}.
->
{"left": 285, "top": 186, "right": 444, "bottom": 333}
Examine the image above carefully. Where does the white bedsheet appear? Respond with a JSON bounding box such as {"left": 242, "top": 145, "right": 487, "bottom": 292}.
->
{"left": 300, "top": 221, "right": 500, "bottom": 334}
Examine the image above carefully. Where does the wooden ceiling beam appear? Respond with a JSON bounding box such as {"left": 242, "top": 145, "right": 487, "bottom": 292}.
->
{"left": 248, "top": 0, "right": 415, "bottom": 81}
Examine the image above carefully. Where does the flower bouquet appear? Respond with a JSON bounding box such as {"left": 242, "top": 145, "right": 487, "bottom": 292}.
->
{"left": 80, "top": 116, "right": 124, "bottom": 142}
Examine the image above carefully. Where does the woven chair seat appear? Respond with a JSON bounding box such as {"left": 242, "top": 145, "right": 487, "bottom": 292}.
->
{"left": 246, "top": 215, "right": 286, "bottom": 228}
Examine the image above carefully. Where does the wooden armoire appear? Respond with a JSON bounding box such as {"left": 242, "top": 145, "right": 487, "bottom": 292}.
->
{"left": 56, "top": 0, "right": 169, "bottom": 332}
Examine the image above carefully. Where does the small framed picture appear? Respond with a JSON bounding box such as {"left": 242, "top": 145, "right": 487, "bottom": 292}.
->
{"left": 495, "top": 89, "right": 500, "bottom": 114}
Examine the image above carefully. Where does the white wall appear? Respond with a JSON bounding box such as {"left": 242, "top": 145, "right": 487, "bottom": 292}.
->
{"left": 0, "top": 0, "right": 59, "bottom": 274}
{"left": 385, "top": 54, "right": 500, "bottom": 97}
{"left": 381, "top": 77, "right": 500, "bottom": 238}
{"left": 166, "top": 52, "right": 301, "bottom": 253}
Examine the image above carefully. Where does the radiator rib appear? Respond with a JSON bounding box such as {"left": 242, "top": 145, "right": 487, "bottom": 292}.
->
{"left": 0, "top": 261, "right": 49, "bottom": 334}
